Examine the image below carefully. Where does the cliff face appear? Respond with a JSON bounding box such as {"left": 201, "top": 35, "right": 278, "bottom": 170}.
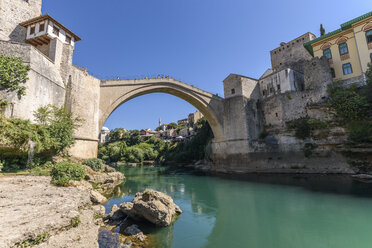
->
{"left": 210, "top": 57, "right": 370, "bottom": 174}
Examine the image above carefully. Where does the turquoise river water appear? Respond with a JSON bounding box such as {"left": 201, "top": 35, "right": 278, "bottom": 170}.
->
{"left": 103, "top": 166, "right": 372, "bottom": 248}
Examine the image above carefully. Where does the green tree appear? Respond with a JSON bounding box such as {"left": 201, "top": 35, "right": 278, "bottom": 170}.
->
{"left": 328, "top": 83, "right": 369, "bottom": 123}
{"left": 320, "top": 24, "right": 325, "bottom": 36}
{"left": 0, "top": 55, "right": 30, "bottom": 96}
{"left": 167, "top": 122, "right": 178, "bottom": 130}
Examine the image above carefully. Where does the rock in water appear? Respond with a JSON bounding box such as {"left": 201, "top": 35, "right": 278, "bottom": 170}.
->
{"left": 109, "top": 204, "right": 125, "bottom": 221}
{"left": 123, "top": 225, "right": 146, "bottom": 242}
{"left": 120, "top": 189, "right": 182, "bottom": 227}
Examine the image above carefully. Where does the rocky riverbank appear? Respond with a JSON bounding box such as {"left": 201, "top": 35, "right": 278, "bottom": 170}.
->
{"left": 0, "top": 165, "right": 124, "bottom": 248}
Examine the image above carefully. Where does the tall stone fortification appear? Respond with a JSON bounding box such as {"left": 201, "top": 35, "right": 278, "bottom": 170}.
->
{"left": 0, "top": 0, "right": 42, "bottom": 42}
{"left": 0, "top": 0, "right": 101, "bottom": 158}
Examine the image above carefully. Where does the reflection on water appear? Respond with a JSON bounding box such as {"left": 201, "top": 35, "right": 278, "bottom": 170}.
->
{"left": 104, "top": 166, "right": 372, "bottom": 248}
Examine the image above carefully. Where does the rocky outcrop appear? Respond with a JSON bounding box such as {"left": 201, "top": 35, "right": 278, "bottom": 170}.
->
{"left": 84, "top": 165, "right": 125, "bottom": 193}
{"left": 90, "top": 190, "right": 108, "bottom": 204}
{"left": 120, "top": 189, "right": 182, "bottom": 227}
{"left": 0, "top": 176, "right": 99, "bottom": 248}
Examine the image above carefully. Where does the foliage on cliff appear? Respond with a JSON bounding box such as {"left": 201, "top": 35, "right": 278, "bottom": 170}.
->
{"left": 98, "top": 133, "right": 163, "bottom": 164}
{"left": 0, "top": 105, "right": 81, "bottom": 171}
{"left": 162, "top": 118, "right": 213, "bottom": 163}
{"left": 98, "top": 118, "right": 213, "bottom": 165}
{"left": 327, "top": 63, "right": 372, "bottom": 143}
{"left": 0, "top": 55, "right": 30, "bottom": 97}
{"left": 287, "top": 118, "right": 331, "bottom": 140}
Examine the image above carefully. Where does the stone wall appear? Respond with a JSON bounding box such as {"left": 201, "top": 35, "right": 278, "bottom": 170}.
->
{"left": 261, "top": 56, "right": 333, "bottom": 130}
{"left": 270, "top": 32, "right": 316, "bottom": 71}
{"left": 0, "top": 0, "right": 42, "bottom": 42}
{"left": 0, "top": 40, "right": 100, "bottom": 159}
{"left": 64, "top": 65, "right": 101, "bottom": 158}
{"left": 0, "top": 40, "right": 65, "bottom": 121}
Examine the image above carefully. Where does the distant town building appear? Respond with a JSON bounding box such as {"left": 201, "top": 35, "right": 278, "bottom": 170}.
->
{"left": 304, "top": 11, "right": 372, "bottom": 84}
{"left": 177, "top": 118, "right": 188, "bottom": 126}
{"left": 158, "top": 124, "right": 168, "bottom": 131}
{"left": 99, "top": 127, "right": 110, "bottom": 143}
{"left": 140, "top": 129, "right": 158, "bottom": 137}
{"left": 188, "top": 111, "right": 203, "bottom": 127}
{"left": 179, "top": 127, "right": 191, "bottom": 137}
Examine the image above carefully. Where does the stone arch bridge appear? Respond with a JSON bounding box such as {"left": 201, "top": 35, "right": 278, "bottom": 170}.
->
{"left": 99, "top": 78, "right": 225, "bottom": 142}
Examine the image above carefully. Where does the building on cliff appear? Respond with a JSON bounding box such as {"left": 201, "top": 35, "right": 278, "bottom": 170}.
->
{"left": 0, "top": 0, "right": 101, "bottom": 158}
{"left": 304, "top": 11, "right": 372, "bottom": 84}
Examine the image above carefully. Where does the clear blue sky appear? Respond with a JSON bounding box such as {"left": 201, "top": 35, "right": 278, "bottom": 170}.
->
{"left": 42, "top": 0, "right": 371, "bottom": 130}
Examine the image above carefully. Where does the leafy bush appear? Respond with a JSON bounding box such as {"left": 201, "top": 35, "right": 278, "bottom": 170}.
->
{"left": 98, "top": 118, "right": 213, "bottom": 165}
{"left": 287, "top": 118, "right": 330, "bottom": 140}
{"left": 0, "top": 105, "right": 81, "bottom": 170}
{"left": 327, "top": 83, "right": 369, "bottom": 123}
{"left": 347, "top": 121, "right": 372, "bottom": 143}
{"left": 0, "top": 55, "right": 30, "bottom": 96}
{"left": 51, "top": 162, "right": 86, "bottom": 186}
{"left": 83, "top": 158, "right": 104, "bottom": 172}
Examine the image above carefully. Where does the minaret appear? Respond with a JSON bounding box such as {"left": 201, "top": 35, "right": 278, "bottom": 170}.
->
{"left": 158, "top": 118, "right": 161, "bottom": 127}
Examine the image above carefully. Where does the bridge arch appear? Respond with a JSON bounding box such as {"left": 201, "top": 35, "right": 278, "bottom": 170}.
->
{"left": 99, "top": 78, "right": 225, "bottom": 142}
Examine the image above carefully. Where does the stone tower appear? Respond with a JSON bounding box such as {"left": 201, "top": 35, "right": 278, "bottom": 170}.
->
{"left": 0, "top": 0, "right": 42, "bottom": 42}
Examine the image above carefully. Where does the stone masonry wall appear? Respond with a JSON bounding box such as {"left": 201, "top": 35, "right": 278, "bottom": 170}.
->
{"left": 0, "top": 0, "right": 42, "bottom": 42}
{"left": 270, "top": 32, "right": 316, "bottom": 71}
{"left": 67, "top": 65, "right": 101, "bottom": 158}
{"left": 262, "top": 56, "right": 332, "bottom": 130}
{"left": 0, "top": 40, "right": 65, "bottom": 121}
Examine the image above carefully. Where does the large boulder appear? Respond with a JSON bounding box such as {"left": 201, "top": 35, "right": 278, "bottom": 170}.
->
{"left": 120, "top": 189, "right": 182, "bottom": 227}
{"left": 84, "top": 165, "right": 124, "bottom": 193}
{"left": 90, "top": 190, "right": 108, "bottom": 204}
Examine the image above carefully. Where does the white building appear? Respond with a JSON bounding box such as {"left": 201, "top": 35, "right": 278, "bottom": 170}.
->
{"left": 99, "top": 127, "right": 110, "bottom": 143}
{"left": 259, "top": 68, "right": 304, "bottom": 99}
{"left": 20, "top": 14, "right": 81, "bottom": 59}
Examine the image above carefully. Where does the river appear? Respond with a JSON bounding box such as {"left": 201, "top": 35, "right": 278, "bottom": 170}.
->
{"left": 103, "top": 166, "right": 372, "bottom": 248}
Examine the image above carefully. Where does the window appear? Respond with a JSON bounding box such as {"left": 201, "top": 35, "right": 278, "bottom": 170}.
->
{"left": 330, "top": 68, "right": 336, "bottom": 78}
{"left": 262, "top": 90, "right": 266, "bottom": 96}
{"left": 65, "top": 35, "right": 71, "bottom": 44}
{"left": 367, "top": 30, "right": 372, "bottom": 43}
{"left": 270, "top": 87, "right": 273, "bottom": 93}
{"left": 53, "top": 26, "right": 59, "bottom": 36}
{"left": 370, "top": 53, "right": 372, "bottom": 62}
{"left": 277, "top": 84, "right": 281, "bottom": 91}
{"left": 342, "top": 63, "right": 352, "bottom": 75}
{"left": 30, "top": 26, "right": 35, "bottom": 35}
{"left": 39, "top": 23, "right": 45, "bottom": 32}
{"left": 323, "top": 48, "right": 332, "bottom": 59}
{"left": 231, "top": 88, "right": 235, "bottom": 94}
{"left": 339, "top": 42, "right": 348, "bottom": 55}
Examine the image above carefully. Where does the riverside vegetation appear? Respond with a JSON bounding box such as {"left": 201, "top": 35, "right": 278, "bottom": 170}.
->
{"left": 98, "top": 118, "right": 213, "bottom": 165}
